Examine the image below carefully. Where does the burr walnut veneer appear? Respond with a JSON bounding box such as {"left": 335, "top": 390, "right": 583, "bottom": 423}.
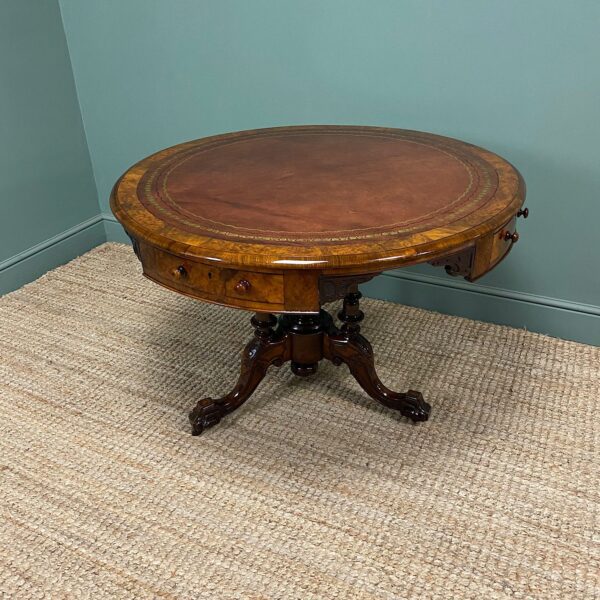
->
{"left": 111, "top": 126, "right": 527, "bottom": 435}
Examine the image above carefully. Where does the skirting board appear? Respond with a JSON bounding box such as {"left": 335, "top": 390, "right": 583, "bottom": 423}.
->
{"left": 0, "top": 215, "right": 106, "bottom": 296}
{"left": 103, "top": 214, "right": 131, "bottom": 244}
{"left": 363, "top": 272, "right": 600, "bottom": 347}
{"left": 103, "top": 214, "right": 600, "bottom": 347}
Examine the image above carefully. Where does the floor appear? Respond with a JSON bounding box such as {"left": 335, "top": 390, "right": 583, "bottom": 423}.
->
{"left": 0, "top": 243, "right": 598, "bottom": 599}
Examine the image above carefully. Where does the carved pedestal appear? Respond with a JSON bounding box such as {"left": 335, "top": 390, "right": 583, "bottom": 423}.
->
{"left": 189, "top": 293, "right": 431, "bottom": 435}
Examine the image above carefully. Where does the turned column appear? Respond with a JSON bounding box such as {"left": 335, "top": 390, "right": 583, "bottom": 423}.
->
{"left": 338, "top": 289, "right": 364, "bottom": 334}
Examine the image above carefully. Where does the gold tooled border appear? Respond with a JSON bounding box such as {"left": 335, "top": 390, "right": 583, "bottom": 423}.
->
{"left": 137, "top": 129, "right": 497, "bottom": 244}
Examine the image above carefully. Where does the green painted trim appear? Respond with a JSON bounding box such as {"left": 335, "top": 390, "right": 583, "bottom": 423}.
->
{"left": 377, "top": 270, "right": 600, "bottom": 317}
{"left": 363, "top": 272, "right": 600, "bottom": 346}
{"left": 102, "top": 213, "right": 131, "bottom": 243}
{"left": 0, "top": 215, "right": 106, "bottom": 296}
{"left": 103, "top": 213, "right": 598, "bottom": 346}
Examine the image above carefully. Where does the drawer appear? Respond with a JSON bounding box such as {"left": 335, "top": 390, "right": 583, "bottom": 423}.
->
{"left": 466, "top": 216, "right": 519, "bottom": 280}
{"left": 141, "top": 243, "right": 221, "bottom": 296}
{"left": 490, "top": 216, "right": 518, "bottom": 267}
{"left": 135, "top": 240, "right": 285, "bottom": 310}
{"left": 221, "top": 269, "right": 284, "bottom": 304}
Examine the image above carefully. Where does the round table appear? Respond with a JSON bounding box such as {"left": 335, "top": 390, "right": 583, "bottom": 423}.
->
{"left": 111, "top": 126, "right": 527, "bottom": 435}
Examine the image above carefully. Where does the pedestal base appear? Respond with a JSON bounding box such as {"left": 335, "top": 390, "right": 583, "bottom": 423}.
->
{"left": 189, "top": 293, "right": 431, "bottom": 435}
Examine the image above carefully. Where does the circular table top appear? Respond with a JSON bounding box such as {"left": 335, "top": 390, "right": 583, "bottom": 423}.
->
{"left": 111, "top": 126, "right": 524, "bottom": 272}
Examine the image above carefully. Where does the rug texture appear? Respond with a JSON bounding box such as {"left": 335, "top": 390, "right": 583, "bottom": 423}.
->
{"left": 0, "top": 243, "right": 598, "bottom": 599}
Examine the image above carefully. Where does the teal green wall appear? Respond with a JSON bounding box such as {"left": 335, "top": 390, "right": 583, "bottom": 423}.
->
{"left": 2, "top": 1, "right": 598, "bottom": 344}
{"left": 58, "top": 0, "right": 600, "bottom": 344}
{"left": 0, "top": 0, "right": 103, "bottom": 286}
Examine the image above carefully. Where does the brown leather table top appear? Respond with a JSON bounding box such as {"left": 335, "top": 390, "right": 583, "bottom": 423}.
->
{"left": 112, "top": 126, "right": 524, "bottom": 270}
{"left": 109, "top": 127, "right": 528, "bottom": 433}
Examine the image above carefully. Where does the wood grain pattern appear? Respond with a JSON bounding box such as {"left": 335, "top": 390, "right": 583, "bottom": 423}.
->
{"left": 138, "top": 240, "right": 288, "bottom": 312}
{"left": 111, "top": 126, "right": 526, "bottom": 313}
{"left": 111, "top": 126, "right": 525, "bottom": 279}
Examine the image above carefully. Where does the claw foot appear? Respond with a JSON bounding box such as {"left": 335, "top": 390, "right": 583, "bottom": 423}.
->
{"left": 399, "top": 390, "right": 431, "bottom": 422}
{"left": 189, "top": 398, "right": 226, "bottom": 435}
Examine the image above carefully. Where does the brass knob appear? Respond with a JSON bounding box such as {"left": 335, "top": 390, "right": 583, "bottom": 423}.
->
{"left": 517, "top": 207, "right": 529, "bottom": 218}
{"left": 172, "top": 265, "right": 187, "bottom": 278}
{"left": 504, "top": 231, "right": 519, "bottom": 243}
{"left": 234, "top": 279, "right": 251, "bottom": 293}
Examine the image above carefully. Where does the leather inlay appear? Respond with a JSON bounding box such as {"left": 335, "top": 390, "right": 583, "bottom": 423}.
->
{"left": 137, "top": 129, "right": 499, "bottom": 244}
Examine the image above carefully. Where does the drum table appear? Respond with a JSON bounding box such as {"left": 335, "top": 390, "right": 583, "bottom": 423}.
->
{"left": 111, "top": 126, "right": 527, "bottom": 435}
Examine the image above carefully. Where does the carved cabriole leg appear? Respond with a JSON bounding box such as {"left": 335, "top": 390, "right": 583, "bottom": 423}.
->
{"left": 189, "top": 313, "right": 290, "bottom": 435}
{"left": 324, "top": 293, "right": 431, "bottom": 422}
{"left": 190, "top": 298, "right": 430, "bottom": 435}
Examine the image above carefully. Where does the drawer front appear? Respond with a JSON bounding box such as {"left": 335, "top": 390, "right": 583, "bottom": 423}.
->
{"left": 465, "top": 215, "right": 520, "bottom": 281}
{"left": 222, "top": 270, "right": 284, "bottom": 304}
{"left": 137, "top": 242, "right": 284, "bottom": 310}
{"left": 141, "top": 243, "right": 220, "bottom": 296}
{"left": 490, "top": 216, "right": 518, "bottom": 267}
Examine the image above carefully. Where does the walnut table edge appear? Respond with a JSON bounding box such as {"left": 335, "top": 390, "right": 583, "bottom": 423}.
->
{"left": 110, "top": 125, "right": 528, "bottom": 435}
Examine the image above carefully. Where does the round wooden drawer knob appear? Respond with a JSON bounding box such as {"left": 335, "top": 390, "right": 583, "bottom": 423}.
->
{"left": 172, "top": 265, "right": 187, "bottom": 278}
{"left": 504, "top": 231, "right": 519, "bottom": 243}
{"left": 517, "top": 207, "right": 529, "bottom": 218}
{"left": 234, "top": 279, "right": 251, "bottom": 293}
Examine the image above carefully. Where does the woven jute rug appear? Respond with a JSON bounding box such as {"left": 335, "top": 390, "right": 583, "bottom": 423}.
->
{"left": 0, "top": 243, "right": 598, "bottom": 599}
